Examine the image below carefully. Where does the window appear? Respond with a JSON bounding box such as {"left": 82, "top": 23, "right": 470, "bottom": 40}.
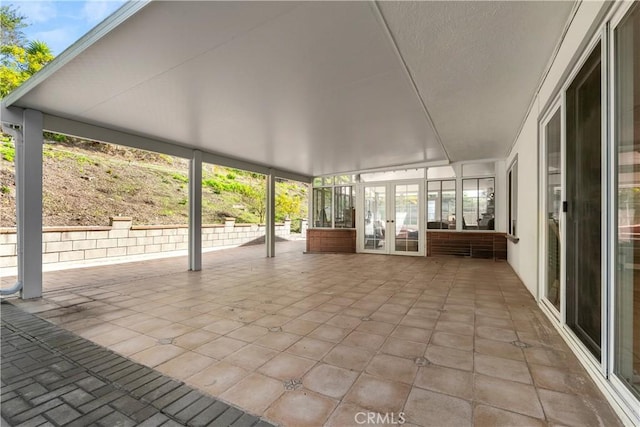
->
{"left": 334, "top": 186, "right": 355, "bottom": 228}
{"left": 312, "top": 187, "right": 332, "bottom": 227}
{"left": 462, "top": 178, "right": 495, "bottom": 230}
{"left": 508, "top": 159, "right": 518, "bottom": 236}
{"left": 427, "top": 180, "right": 456, "bottom": 229}
{"left": 615, "top": 2, "right": 640, "bottom": 398}
{"left": 312, "top": 175, "right": 355, "bottom": 228}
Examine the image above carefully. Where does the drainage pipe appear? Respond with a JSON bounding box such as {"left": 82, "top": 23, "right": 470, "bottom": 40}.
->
{"left": 0, "top": 281, "right": 23, "bottom": 296}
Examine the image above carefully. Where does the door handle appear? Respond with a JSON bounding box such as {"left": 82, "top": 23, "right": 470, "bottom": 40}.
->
{"left": 390, "top": 220, "right": 395, "bottom": 223}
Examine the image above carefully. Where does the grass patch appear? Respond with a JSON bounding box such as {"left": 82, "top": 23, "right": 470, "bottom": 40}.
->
{"left": 1, "top": 139, "right": 15, "bottom": 162}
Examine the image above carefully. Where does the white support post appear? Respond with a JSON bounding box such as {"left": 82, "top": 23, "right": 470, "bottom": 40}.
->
{"left": 266, "top": 170, "right": 276, "bottom": 258}
{"left": 189, "top": 150, "right": 202, "bottom": 271}
{"left": 17, "top": 109, "right": 43, "bottom": 299}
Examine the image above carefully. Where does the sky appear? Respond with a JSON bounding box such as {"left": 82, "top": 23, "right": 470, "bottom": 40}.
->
{"left": 7, "top": 0, "right": 128, "bottom": 55}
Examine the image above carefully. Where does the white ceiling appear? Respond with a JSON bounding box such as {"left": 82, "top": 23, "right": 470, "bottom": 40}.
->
{"left": 379, "top": 1, "right": 575, "bottom": 161}
{"left": 6, "top": 1, "right": 575, "bottom": 177}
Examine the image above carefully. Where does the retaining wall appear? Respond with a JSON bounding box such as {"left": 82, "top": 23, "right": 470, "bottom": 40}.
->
{"left": 0, "top": 216, "right": 290, "bottom": 270}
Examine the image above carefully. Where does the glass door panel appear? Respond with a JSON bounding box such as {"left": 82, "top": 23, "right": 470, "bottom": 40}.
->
{"left": 393, "top": 184, "right": 419, "bottom": 253}
{"left": 566, "top": 43, "right": 602, "bottom": 360}
{"left": 546, "top": 109, "right": 562, "bottom": 312}
{"left": 363, "top": 186, "right": 386, "bottom": 252}
{"left": 615, "top": 3, "right": 640, "bottom": 399}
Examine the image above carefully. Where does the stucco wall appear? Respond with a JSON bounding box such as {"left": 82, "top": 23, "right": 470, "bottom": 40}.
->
{"left": 505, "top": 1, "right": 610, "bottom": 297}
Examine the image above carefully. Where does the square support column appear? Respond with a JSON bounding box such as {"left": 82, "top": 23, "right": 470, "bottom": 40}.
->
{"left": 266, "top": 170, "right": 276, "bottom": 258}
{"left": 16, "top": 109, "right": 43, "bottom": 299}
{"left": 189, "top": 150, "right": 202, "bottom": 271}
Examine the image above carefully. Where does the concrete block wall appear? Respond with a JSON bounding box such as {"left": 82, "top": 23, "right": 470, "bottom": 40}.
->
{"left": 0, "top": 216, "right": 291, "bottom": 270}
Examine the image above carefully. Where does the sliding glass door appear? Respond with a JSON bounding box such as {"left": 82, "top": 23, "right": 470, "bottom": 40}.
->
{"left": 615, "top": 2, "right": 640, "bottom": 399}
{"left": 565, "top": 43, "right": 603, "bottom": 360}
{"left": 543, "top": 107, "right": 563, "bottom": 314}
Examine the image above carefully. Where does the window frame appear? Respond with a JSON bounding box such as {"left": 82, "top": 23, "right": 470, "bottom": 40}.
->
{"left": 461, "top": 177, "right": 496, "bottom": 231}
{"left": 508, "top": 156, "right": 518, "bottom": 237}
{"left": 426, "top": 179, "right": 456, "bottom": 230}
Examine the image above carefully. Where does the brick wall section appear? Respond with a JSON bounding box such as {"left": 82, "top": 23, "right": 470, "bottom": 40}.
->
{"left": 426, "top": 231, "right": 507, "bottom": 259}
{"left": 306, "top": 228, "right": 356, "bottom": 253}
{"left": 0, "top": 217, "right": 290, "bottom": 269}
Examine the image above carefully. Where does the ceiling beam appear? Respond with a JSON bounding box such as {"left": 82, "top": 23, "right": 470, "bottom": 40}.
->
{"left": 11, "top": 109, "right": 312, "bottom": 183}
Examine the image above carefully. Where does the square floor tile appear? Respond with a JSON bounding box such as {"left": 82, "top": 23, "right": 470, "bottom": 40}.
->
{"left": 391, "top": 326, "right": 432, "bottom": 342}
{"left": 303, "top": 364, "right": 358, "bottom": 398}
{"left": 365, "top": 354, "right": 418, "bottom": 384}
{"left": 254, "top": 332, "right": 301, "bottom": 351}
{"left": 110, "top": 335, "right": 157, "bottom": 356}
{"left": 426, "top": 345, "right": 473, "bottom": 371}
{"left": 434, "top": 321, "right": 474, "bottom": 336}
{"left": 431, "top": 331, "right": 473, "bottom": 351}
{"left": 326, "top": 315, "right": 362, "bottom": 330}
{"left": 474, "top": 375, "right": 544, "bottom": 419}
{"left": 414, "top": 364, "right": 473, "bottom": 400}
{"left": 172, "top": 330, "right": 219, "bottom": 350}
{"left": 146, "top": 323, "right": 195, "bottom": 340}
{"left": 475, "top": 337, "right": 524, "bottom": 361}
{"left": 202, "top": 319, "right": 245, "bottom": 335}
{"left": 404, "top": 388, "right": 472, "bottom": 427}
{"left": 380, "top": 337, "right": 426, "bottom": 359}
{"left": 281, "top": 319, "right": 320, "bottom": 335}
{"left": 356, "top": 321, "right": 395, "bottom": 336}
{"left": 186, "top": 361, "right": 249, "bottom": 395}
{"left": 342, "top": 331, "right": 386, "bottom": 351}
{"left": 344, "top": 374, "right": 410, "bottom": 413}
{"left": 308, "top": 324, "right": 350, "bottom": 343}
{"left": 223, "top": 344, "right": 279, "bottom": 370}
{"left": 265, "top": 390, "right": 338, "bottom": 427}
{"left": 474, "top": 353, "right": 532, "bottom": 384}
{"left": 475, "top": 326, "right": 518, "bottom": 342}
{"left": 286, "top": 337, "right": 335, "bottom": 360}
{"left": 226, "top": 325, "right": 269, "bottom": 342}
{"left": 258, "top": 353, "right": 316, "bottom": 381}
{"left": 221, "top": 373, "right": 284, "bottom": 415}
{"left": 129, "top": 344, "right": 185, "bottom": 367}
{"left": 323, "top": 344, "right": 375, "bottom": 371}
{"left": 194, "top": 336, "right": 247, "bottom": 359}
{"left": 474, "top": 404, "right": 545, "bottom": 427}
{"left": 155, "top": 351, "right": 216, "bottom": 378}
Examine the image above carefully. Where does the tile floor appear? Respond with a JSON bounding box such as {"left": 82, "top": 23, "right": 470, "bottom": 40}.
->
{"left": 5, "top": 241, "right": 623, "bottom": 426}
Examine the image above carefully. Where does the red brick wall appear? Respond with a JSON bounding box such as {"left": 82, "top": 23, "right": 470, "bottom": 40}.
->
{"left": 306, "top": 228, "right": 356, "bottom": 253}
{"left": 427, "top": 231, "right": 507, "bottom": 259}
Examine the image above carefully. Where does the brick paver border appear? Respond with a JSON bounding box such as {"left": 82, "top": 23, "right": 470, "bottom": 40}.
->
{"left": 1, "top": 301, "right": 274, "bottom": 427}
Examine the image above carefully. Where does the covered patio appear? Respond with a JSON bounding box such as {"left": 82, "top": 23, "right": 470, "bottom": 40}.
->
{"left": 5, "top": 243, "right": 622, "bottom": 426}
{"left": 2, "top": 0, "right": 639, "bottom": 424}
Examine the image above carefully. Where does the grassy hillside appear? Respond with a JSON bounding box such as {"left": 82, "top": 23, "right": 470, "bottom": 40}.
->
{"left": 0, "top": 136, "right": 307, "bottom": 229}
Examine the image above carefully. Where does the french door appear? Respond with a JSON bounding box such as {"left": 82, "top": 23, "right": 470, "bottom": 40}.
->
{"left": 359, "top": 181, "right": 424, "bottom": 256}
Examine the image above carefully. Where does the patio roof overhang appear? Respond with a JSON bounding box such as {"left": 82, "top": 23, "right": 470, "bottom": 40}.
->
{"left": 2, "top": 0, "right": 576, "bottom": 178}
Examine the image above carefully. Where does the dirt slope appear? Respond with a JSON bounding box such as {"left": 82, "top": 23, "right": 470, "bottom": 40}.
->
{"left": 0, "top": 139, "right": 307, "bottom": 228}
